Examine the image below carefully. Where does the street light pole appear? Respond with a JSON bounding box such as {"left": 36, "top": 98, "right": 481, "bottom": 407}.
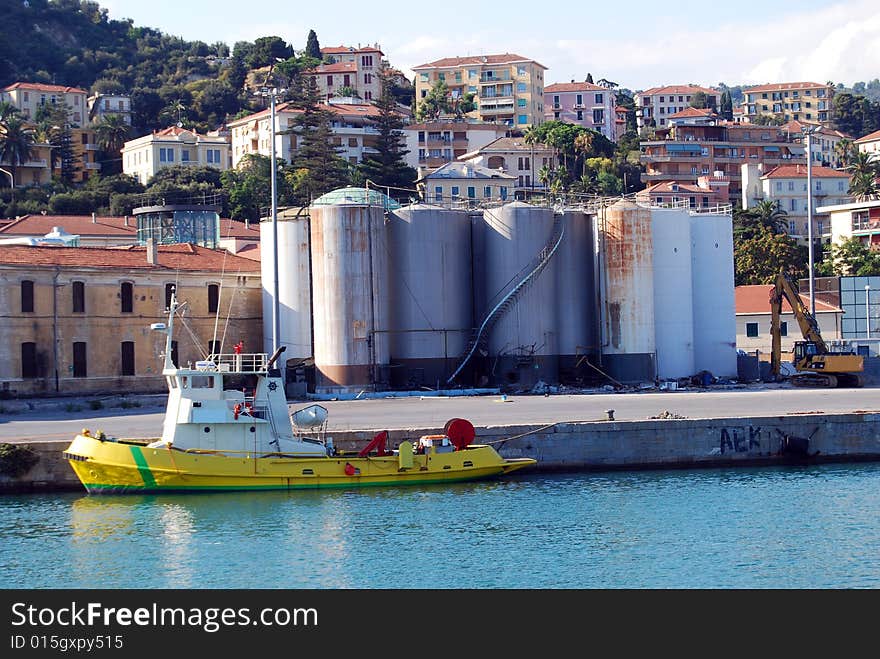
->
{"left": 269, "top": 87, "right": 280, "bottom": 356}
{"left": 804, "top": 127, "right": 817, "bottom": 316}
{"left": 867, "top": 285, "right": 872, "bottom": 339}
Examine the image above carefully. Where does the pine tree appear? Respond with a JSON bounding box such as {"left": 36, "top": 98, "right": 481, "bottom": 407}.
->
{"left": 359, "top": 64, "right": 418, "bottom": 192}
{"left": 289, "top": 76, "right": 350, "bottom": 203}
{"left": 720, "top": 90, "right": 733, "bottom": 121}
{"left": 305, "top": 30, "right": 321, "bottom": 60}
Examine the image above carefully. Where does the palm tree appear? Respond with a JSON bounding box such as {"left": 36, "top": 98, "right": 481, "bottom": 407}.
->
{"left": 574, "top": 130, "right": 594, "bottom": 177}
{"left": 523, "top": 126, "right": 540, "bottom": 194}
{"left": 833, "top": 138, "right": 855, "bottom": 168}
{"left": 537, "top": 164, "right": 554, "bottom": 190}
{"left": 749, "top": 199, "right": 789, "bottom": 234}
{"left": 0, "top": 115, "right": 36, "bottom": 198}
{"left": 847, "top": 151, "right": 879, "bottom": 178}
{"left": 94, "top": 114, "right": 130, "bottom": 173}
{"left": 0, "top": 101, "right": 19, "bottom": 124}
{"left": 849, "top": 171, "right": 879, "bottom": 201}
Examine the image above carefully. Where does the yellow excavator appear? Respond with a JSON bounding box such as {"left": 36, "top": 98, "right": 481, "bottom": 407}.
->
{"left": 769, "top": 272, "right": 864, "bottom": 387}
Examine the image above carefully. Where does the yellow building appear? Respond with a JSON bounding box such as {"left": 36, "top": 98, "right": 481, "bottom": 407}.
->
{"left": 1, "top": 82, "right": 89, "bottom": 127}
{"left": 741, "top": 82, "right": 834, "bottom": 125}
{"left": 412, "top": 53, "right": 547, "bottom": 128}
{"left": 0, "top": 243, "right": 262, "bottom": 396}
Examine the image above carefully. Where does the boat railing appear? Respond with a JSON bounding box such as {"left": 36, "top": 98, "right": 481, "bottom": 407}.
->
{"left": 204, "top": 353, "right": 269, "bottom": 373}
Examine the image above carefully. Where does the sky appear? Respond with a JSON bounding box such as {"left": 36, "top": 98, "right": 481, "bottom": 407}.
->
{"left": 97, "top": 0, "right": 880, "bottom": 91}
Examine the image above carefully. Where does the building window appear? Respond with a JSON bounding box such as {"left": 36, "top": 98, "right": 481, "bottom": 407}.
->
{"left": 364, "top": 73, "right": 373, "bottom": 85}
{"left": 467, "top": 186, "right": 475, "bottom": 199}
{"left": 434, "top": 186, "right": 442, "bottom": 202}
{"left": 73, "top": 342, "right": 87, "bottom": 378}
{"left": 517, "top": 82, "right": 526, "bottom": 92}
{"left": 500, "top": 187, "right": 508, "bottom": 200}
{"left": 593, "top": 109, "right": 604, "bottom": 124}
{"left": 576, "top": 94, "right": 583, "bottom": 106}
{"left": 780, "top": 322, "right": 788, "bottom": 337}
{"left": 517, "top": 98, "right": 526, "bottom": 107}
{"left": 181, "top": 149, "right": 191, "bottom": 162}
{"left": 361, "top": 55, "right": 373, "bottom": 67}
{"left": 451, "top": 186, "right": 459, "bottom": 197}
{"left": 576, "top": 110, "right": 583, "bottom": 121}
{"left": 72, "top": 281, "right": 85, "bottom": 313}
{"left": 207, "top": 149, "right": 221, "bottom": 164}
{"left": 21, "top": 342, "right": 38, "bottom": 379}
{"left": 790, "top": 199, "right": 797, "bottom": 212}
{"left": 121, "top": 341, "right": 135, "bottom": 376}
{"left": 208, "top": 283, "right": 220, "bottom": 314}
{"left": 595, "top": 93, "right": 603, "bottom": 104}
{"left": 120, "top": 282, "right": 133, "bottom": 313}
{"left": 484, "top": 186, "right": 491, "bottom": 198}
{"left": 21, "top": 280, "right": 34, "bottom": 313}
{"left": 518, "top": 115, "right": 528, "bottom": 124}
{"left": 746, "top": 322, "right": 759, "bottom": 338}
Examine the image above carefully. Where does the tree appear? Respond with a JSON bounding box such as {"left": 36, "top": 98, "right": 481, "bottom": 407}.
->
{"left": 833, "top": 138, "right": 856, "bottom": 168}
{"left": 336, "top": 86, "right": 360, "bottom": 99}
{"left": 305, "top": 30, "right": 321, "bottom": 60}
{"left": 93, "top": 114, "right": 130, "bottom": 174}
{"left": 288, "top": 76, "right": 350, "bottom": 203}
{"left": 0, "top": 115, "right": 35, "bottom": 197}
{"left": 574, "top": 131, "right": 594, "bottom": 177}
{"left": 415, "top": 80, "right": 451, "bottom": 121}
{"left": 734, "top": 224, "right": 807, "bottom": 285}
{"left": 246, "top": 36, "right": 294, "bottom": 69}
{"left": 816, "top": 237, "right": 880, "bottom": 276}
{"left": 358, "top": 64, "right": 418, "bottom": 192}
{"left": 221, "top": 154, "right": 273, "bottom": 222}
{"left": 36, "top": 104, "right": 79, "bottom": 185}
{"left": 689, "top": 91, "right": 711, "bottom": 109}
{"left": 849, "top": 171, "right": 879, "bottom": 200}
{"left": 734, "top": 201, "right": 789, "bottom": 241}
{"left": 720, "top": 90, "right": 733, "bottom": 121}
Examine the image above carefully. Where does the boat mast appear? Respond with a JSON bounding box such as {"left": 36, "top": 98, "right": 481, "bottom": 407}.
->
{"left": 163, "top": 290, "right": 178, "bottom": 372}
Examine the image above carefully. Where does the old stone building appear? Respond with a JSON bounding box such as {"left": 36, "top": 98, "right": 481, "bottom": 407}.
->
{"left": 0, "top": 242, "right": 262, "bottom": 396}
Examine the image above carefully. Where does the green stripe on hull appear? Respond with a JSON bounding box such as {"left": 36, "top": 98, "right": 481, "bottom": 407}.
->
{"left": 82, "top": 472, "right": 507, "bottom": 494}
{"left": 129, "top": 446, "right": 158, "bottom": 488}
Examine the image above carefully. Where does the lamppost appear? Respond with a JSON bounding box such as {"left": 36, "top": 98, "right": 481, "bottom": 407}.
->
{"left": 866, "top": 284, "right": 872, "bottom": 339}
{"left": 803, "top": 125, "right": 820, "bottom": 316}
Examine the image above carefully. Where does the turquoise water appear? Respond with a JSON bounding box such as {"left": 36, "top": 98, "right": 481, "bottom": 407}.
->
{"left": 2, "top": 463, "right": 879, "bottom": 589}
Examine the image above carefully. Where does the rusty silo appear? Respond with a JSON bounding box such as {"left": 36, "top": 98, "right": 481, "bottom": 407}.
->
{"left": 600, "top": 199, "right": 656, "bottom": 383}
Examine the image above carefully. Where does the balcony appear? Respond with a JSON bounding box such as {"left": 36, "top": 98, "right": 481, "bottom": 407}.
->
{"left": 84, "top": 144, "right": 100, "bottom": 151}
{"left": 22, "top": 159, "right": 48, "bottom": 168}
{"left": 85, "top": 162, "right": 101, "bottom": 170}
{"left": 480, "top": 73, "right": 511, "bottom": 83}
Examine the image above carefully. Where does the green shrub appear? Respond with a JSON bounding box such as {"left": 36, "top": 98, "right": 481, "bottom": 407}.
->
{"left": 88, "top": 400, "right": 104, "bottom": 410}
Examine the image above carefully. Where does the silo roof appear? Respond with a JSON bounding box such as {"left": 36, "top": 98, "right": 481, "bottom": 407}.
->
{"left": 311, "top": 187, "right": 401, "bottom": 210}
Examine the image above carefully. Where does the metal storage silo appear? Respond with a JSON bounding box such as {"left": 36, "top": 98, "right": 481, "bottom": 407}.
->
{"left": 481, "top": 202, "right": 560, "bottom": 387}
{"left": 600, "top": 199, "right": 656, "bottom": 383}
{"left": 387, "top": 204, "right": 473, "bottom": 389}
{"left": 690, "top": 212, "right": 737, "bottom": 377}
{"left": 260, "top": 208, "right": 312, "bottom": 361}
{"left": 310, "top": 191, "right": 391, "bottom": 393}
{"left": 651, "top": 208, "right": 695, "bottom": 379}
{"left": 555, "top": 210, "right": 598, "bottom": 384}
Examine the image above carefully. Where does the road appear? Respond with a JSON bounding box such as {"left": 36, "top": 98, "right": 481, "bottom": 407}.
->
{"left": 2, "top": 385, "right": 879, "bottom": 442}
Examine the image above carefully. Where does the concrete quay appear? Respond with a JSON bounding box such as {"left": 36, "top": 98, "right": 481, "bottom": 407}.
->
{"left": 3, "top": 406, "right": 880, "bottom": 493}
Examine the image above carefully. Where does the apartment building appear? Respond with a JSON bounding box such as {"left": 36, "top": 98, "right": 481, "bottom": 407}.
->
{"left": 640, "top": 109, "right": 806, "bottom": 203}
{"left": 227, "top": 99, "right": 384, "bottom": 168}
{"left": 741, "top": 163, "right": 850, "bottom": 242}
{"left": 635, "top": 178, "right": 729, "bottom": 209}
{"left": 87, "top": 93, "right": 133, "bottom": 125}
{"left": 635, "top": 84, "right": 719, "bottom": 132}
{"left": 779, "top": 120, "right": 852, "bottom": 167}
{"left": 1, "top": 82, "right": 89, "bottom": 127}
{"left": 122, "top": 126, "right": 231, "bottom": 185}
{"left": 306, "top": 44, "right": 384, "bottom": 101}
{"left": 412, "top": 53, "right": 547, "bottom": 128}
{"left": 0, "top": 243, "right": 261, "bottom": 395}
{"left": 404, "top": 120, "right": 509, "bottom": 175}
{"left": 0, "top": 141, "right": 52, "bottom": 187}
{"left": 740, "top": 81, "right": 833, "bottom": 125}
{"left": 544, "top": 80, "right": 616, "bottom": 140}
{"left": 855, "top": 129, "right": 880, "bottom": 160}
{"left": 822, "top": 198, "right": 880, "bottom": 249}
{"left": 458, "top": 136, "right": 554, "bottom": 194}
{"left": 416, "top": 161, "right": 516, "bottom": 204}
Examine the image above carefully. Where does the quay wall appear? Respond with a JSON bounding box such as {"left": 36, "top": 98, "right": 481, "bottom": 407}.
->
{"left": 3, "top": 412, "right": 880, "bottom": 492}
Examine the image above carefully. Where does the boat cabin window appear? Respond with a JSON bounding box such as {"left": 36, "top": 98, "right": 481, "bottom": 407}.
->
{"left": 190, "top": 375, "right": 215, "bottom": 389}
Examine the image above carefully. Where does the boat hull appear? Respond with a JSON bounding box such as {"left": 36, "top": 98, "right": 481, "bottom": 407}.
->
{"left": 64, "top": 435, "right": 536, "bottom": 494}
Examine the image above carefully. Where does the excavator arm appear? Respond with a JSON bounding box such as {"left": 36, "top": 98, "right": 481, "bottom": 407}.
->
{"left": 769, "top": 272, "right": 826, "bottom": 376}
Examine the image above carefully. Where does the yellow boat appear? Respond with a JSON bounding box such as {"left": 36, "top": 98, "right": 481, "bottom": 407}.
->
{"left": 64, "top": 294, "right": 535, "bottom": 494}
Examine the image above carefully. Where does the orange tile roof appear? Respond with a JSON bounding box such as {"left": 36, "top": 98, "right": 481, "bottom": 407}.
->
{"left": 544, "top": 81, "right": 606, "bottom": 93}
{"left": 743, "top": 81, "right": 829, "bottom": 93}
{"left": 735, "top": 284, "right": 840, "bottom": 314}
{"left": 321, "top": 45, "right": 383, "bottom": 55}
{"left": 228, "top": 101, "right": 381, "bottom": 127}
{"left": 644, "top": 181, "right": 706, "bottom": 194}
{"left": 638, "top": 84, "right": 718, "bottom": 97}
{"left": 855, "top": 129, "right": 880, "bottom": 144}
{"left": 668, "top": 107, "right": 719, "bottom": 119}
{"left": 0, "top": 215, "right": 137, "bottom": 237}
{"left": 3, "top": 81, "right": 88, "bottom": 95}
{"left": 233, "top": 243, "right": 261, "bottom": 261}
{"left": 762, "top": 164, "right": 849, "bottom": 179}
{"left": 413, "top": 53, "right": 546, "bottom": 70}
{"left": 310, "top": 62, "right": 358, "bottom": 74}
{"left": 219, "top": 219, "right": 260, "bottom": 239}
{"left": 0, "top": 243, "right": 261, "bottom": 272}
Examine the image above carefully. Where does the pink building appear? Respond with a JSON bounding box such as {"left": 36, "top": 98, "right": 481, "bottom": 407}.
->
{"left": 544, "top": 80, "right": 616, "bottom": 140}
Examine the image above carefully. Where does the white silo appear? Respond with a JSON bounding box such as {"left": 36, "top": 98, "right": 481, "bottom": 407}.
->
{"left": 651, "top": 207, "right": 695, "bottom": 379}
{"left": 260, "top": 209, "right": 312, "bottom": 361}
{"left": 690, "top": 212, "right": 737, "bottom": 377}
{"left": 388, "top": 204, "right": 473, "bottom": 388}
{"left": 600, "top": 199, "right": 656, "bottom": 383}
